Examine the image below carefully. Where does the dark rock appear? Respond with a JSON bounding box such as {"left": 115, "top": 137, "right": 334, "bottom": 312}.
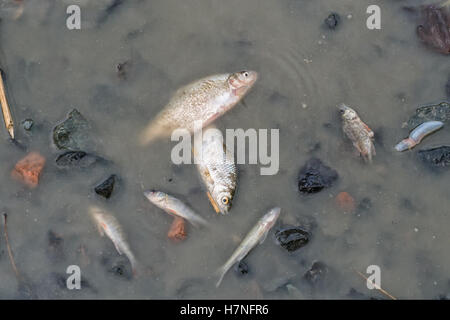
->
{"left": 47, "top": 230, "right": 64, "bottom": 262}
{"left": 407, "top": 102, "right": 450, "bottom": 130}
{"left": 234, "top": 261, "right": 249, "bottom": 276}
{"left": 117, "top": 61, "right": 131, "bottom": 80}
{"left": 415, "top": 4, "right": 450, "bottom": 55}
{"left": 95, "top": 174, "right": 117, "bottom": 199}
{"left": 53, "top": 109, "right": 90, "bottom": 150}
{"left": 22, "top": 119, "right": 34, "bottom": 131}
{"left": 418, "top": 146, "right": 450, "bottom": 168}
{"left": 298, "top": 158, "right": 338, "bottom": 194}
{"left": 108, "top": 262, "right": 132, "bottom": 280}
{"left": 55, "top": 151, "right": 105, "bottom": 168}
{"left": 275, "top": 226, "right": 310, "bottom": 252}
{"left": 303, "top": 261, "right": 329, "bottom": 285}
{"left": 446, "top": 75, "right": 450, "bottom": 99}
{"left": 357, "top": 197, "right": 372, "bottom": 212}
{"left": 324, "top": 13, "right": 340, "bottom": 29}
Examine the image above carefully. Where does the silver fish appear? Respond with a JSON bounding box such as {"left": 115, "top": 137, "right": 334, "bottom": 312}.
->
{"left": 395, "top": 121, "right": 444, "bottom": 151}
{"left": 215, "top": 207, "right": 281, "bottom": 287}
{"left": 89, "top": 206, "right": 138, "bottom": 275}
{"left": 193, "top": 126, "right": 237, "bottom": 214}
{"left": 139, "top": 70, "right": 258, "bottom": 145}
{"left": 143, "top": 190, "right": 209, "bottom": 228}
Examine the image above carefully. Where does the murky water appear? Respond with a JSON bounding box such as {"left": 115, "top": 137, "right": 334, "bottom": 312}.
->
{"left": 0, "top": 0, "right": 449, "bottom": 299}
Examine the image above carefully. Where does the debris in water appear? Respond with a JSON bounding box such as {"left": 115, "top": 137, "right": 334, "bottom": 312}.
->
{"left": 298, "top": 158, "right": 338, "bottom": 194}
{"left": 406, "top": 102, "right": 450, "bottom": 130}
{"left": 53, "top": 109, "right": 90, "bottom": 150}
{"left": 275, "top": 226, "right": 310, "bottom": 252}
{"left": 415, "top": 4, "right": 450, "bottom": 54}
{"left": 303, "top": 261, "right": 329, "bottom": 285}
{"left": 335, "top": 191, "right": 356, "bottom": 213}
{"left": 117, "top": 61, "right": 131, "bottom": 80}
{"left": 418, "top": 146, "right": 450, "bottom": 168}
{"left": 324, "top": 13, "right": 340, "bottom": 29}
{"left": 55, "top": 151, "right": 105, "bottom": 168}
{"left": 47, "top": 230, "right": 64, "bottom": 262}
{"left": 395, "top": 121, "right": 444, "bottom": 152}
{"left": 11, "top": 152, "right": 46, "bottom": 188}
{"left": 355, "top": 269, "right": 396, "bottom": 300}
{"left": 168, "top": 217, "right": 187, "bottom": 242}
{"left": 234, "top": 261, "right": 249, "bottom": 276}
{"left": 0, "top": 68, "right": 14, "bottom": 139}
{"left": 95, "top": 174, "right": 117, "bottom": 199}
{"left": 21, "top": 118, "right": 34, "bottom": 131}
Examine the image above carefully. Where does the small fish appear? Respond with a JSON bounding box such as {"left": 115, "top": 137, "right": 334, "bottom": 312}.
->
{"left": 89, "top": 206, "right": 138, "bottom": 275}
{"left": 339, "top": 104, "right": 376, "bottom": 162}
{"left": 193, "top": 126, "right": 237, "bottom": 214}
{"left": 143, "top": 190, "right": 209, "bottom": 228}
{"left": 139, "top": 70, "right": 258, "bottom": 145}
{"left": 215, "top": 207, "right": 281, "bottom": 288}
{"left": 395, "top": 121, "right": 444, "bottom": 152}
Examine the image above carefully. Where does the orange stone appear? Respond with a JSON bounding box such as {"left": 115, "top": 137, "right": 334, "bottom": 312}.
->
{"left": 335, "top": 191, "right": 355, "bottom": 213}
{"left": 167, "top": 217, "right": 187, "bottom": 242}
{"left": 11, "top": 152, "right": 46, "bottom": 188}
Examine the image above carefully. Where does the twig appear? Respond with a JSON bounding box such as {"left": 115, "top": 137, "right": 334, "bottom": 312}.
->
{"left": 0, "top": 69, "right": 14, "bottom": 139}
{"left": 354, "top": 269, "right": 397, "bottom": 300}
{"left": 3, "top": 213, "right": 20, "bottom": 279}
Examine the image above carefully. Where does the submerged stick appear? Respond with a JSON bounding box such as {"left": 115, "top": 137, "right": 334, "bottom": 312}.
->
{"left": 354, "top": 269, "right": 397, "bottom": 300}
{"left": 0, "top": 69, "right": 14, "bottom": 139}
{"left": 3, "top": 213, "right": 20, "bottom": 279}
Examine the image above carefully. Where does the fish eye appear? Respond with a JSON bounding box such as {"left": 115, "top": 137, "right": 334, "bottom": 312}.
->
{"left": 243, "top": 71, "right": 249, "bottom": 77}
{"left": 221, "top": 197, "right": 229, "bottom": 205}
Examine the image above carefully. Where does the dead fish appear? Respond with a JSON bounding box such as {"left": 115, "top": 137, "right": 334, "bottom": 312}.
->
{"left": 143, "top": 190, "right": 209, "bottom": 228}
{"left": 395, "top": 121, "right": 444, "bottom": 151}
{"left": 215, "top": 207, "right": 281, "bottom": 288}
{"left": 339, "top": 104, "right": 376, "bottom": 162}
{"left": 193, "top": 126, "right": 237, "bottom": 214}
{"left": 139, "top": 70, "right": 258, "bottom": 145}
{"left": 89, "top": 206, "right": 138, "bottom": 275}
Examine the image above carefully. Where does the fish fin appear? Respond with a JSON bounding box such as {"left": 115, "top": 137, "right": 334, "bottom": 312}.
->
{"left": 139, "top": 122, "right": 165, "bottom": 146}
{"left": 207, "top": 191, "right": 220, "bottom": 214}
{"left": 96, "top": 223, "right": 105, "bottom": 237}
{"left": 259, "top": 230, "right": 269, "bottom": 244}
{"left": 114, "top": 243, "right": 123, "bottom": 255}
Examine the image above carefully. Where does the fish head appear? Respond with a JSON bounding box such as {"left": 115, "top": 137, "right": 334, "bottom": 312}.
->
{"left": 214, "top": 190, "right": 234, "bottom": 214}
{"left": 228, "top": 70, "right": 258, "bottom": 96}
{"left": 338, "top": 103, "right": 357, "bottom": 121}
{"left": 260, "top": 207, "right": 281, "bottom": 229}
{"left": 143, "top": 190, "right": 167, "bottom": 206}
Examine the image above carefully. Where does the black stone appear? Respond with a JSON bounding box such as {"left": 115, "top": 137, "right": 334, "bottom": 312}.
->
{"left": 95, "top": 174, "right": 117, "bottom": 199}
{"left": 324, "top": 13, "right": 340, "bottom": 29}
{"left": 303, "top": 261, "right": 329, "bottom": 285}
{"left": 298, "top": 158, "right": 338, "bottom": 194}
{"left": 275, "top": 226, "right": 310, "bottom": 252}
{"left": 234, "top": 261, "right": 249, "bottom": 276}
{"left": 22, "top": 119, "right": 34, "bottom": 131}
{"left": 407, "top": 102, "right": 450, "bottom": 130}
{"left": 418, "top": 146, "right": 450, "bottom": 168}
{"left": 55, "top": 151, "right": 105, "bottom": 168}
{"left": 53, "top": 109, "right": 90, "bottom": 150}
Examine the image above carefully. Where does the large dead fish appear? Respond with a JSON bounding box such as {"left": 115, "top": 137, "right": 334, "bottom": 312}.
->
{"left": 215, "top": 207, "right": 281, "bottom": 288}
{"left": 139, "top": 70, "right": 258, "bottom": 145}
{"left": 193, "top": 126, "right": 237, "bottom": 214}
{"left": 143, "top": 190, "right": 209, "bottom": 228}
{"left": 339, "top": 104, "right": 376, "bottom": 163}
{"left": 89, "top": 206, "right": 138, "bottom": 275}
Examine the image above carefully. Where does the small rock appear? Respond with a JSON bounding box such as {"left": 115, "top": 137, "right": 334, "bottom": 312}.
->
{"left": 418, "top": 146, "right": 450, "bottom": 168}
{"left": 324, "top": 13, "right": 340, "bottom": 29}
{"left": 335, "top": 192, "right": 356, "bottom": 213}
{"left": 303, "top": 261, "right": 329, "bottom": 285}
{"left": 11, "top": 152, "right": 46, "bottom": 188}
{"left": 275, "top": 226, "right": 310, "bottom": 252}
{"left": 168, "top": 217, "right": 187, "bottom": 242}
{"left": 95, "top": 174, "right": 117, "bottom": 199}
{"left": 55, "top": 151, "right": 105, "bottom": 168}
{"left": 234, "top": 261, "right": 249, "bottom": 276}
{"left": 407, "top": 102, "right": 450, "bottom": 130}
{"left": 357, "top": 197, "right": 372, "bottom": 212}
{"left": 298, "top": 158, "right": 338, "bottom": 194}
{"left": 22, "top": 119, "right": 34, "bottom": 131}
{"left": 53, "top": 109, "right": 90, "bottom": 150}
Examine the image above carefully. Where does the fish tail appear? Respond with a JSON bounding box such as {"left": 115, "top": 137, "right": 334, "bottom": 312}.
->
{"left": 215, "top": 265, "right": 228, "bottom": 288}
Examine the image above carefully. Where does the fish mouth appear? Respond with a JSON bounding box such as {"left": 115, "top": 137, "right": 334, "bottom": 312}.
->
{"left": 338, "top": 103, "right": 349, "bottom": 113}
{"left": 143, "top": 189, "right": 156, "bottom": 198}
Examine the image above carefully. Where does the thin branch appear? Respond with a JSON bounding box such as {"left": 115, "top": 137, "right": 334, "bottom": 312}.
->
{"left": 354, "top": 269, "right": 397, "bottom": 300}
{"left": 3, "top": 213, "right": 20, "bottom": 279}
